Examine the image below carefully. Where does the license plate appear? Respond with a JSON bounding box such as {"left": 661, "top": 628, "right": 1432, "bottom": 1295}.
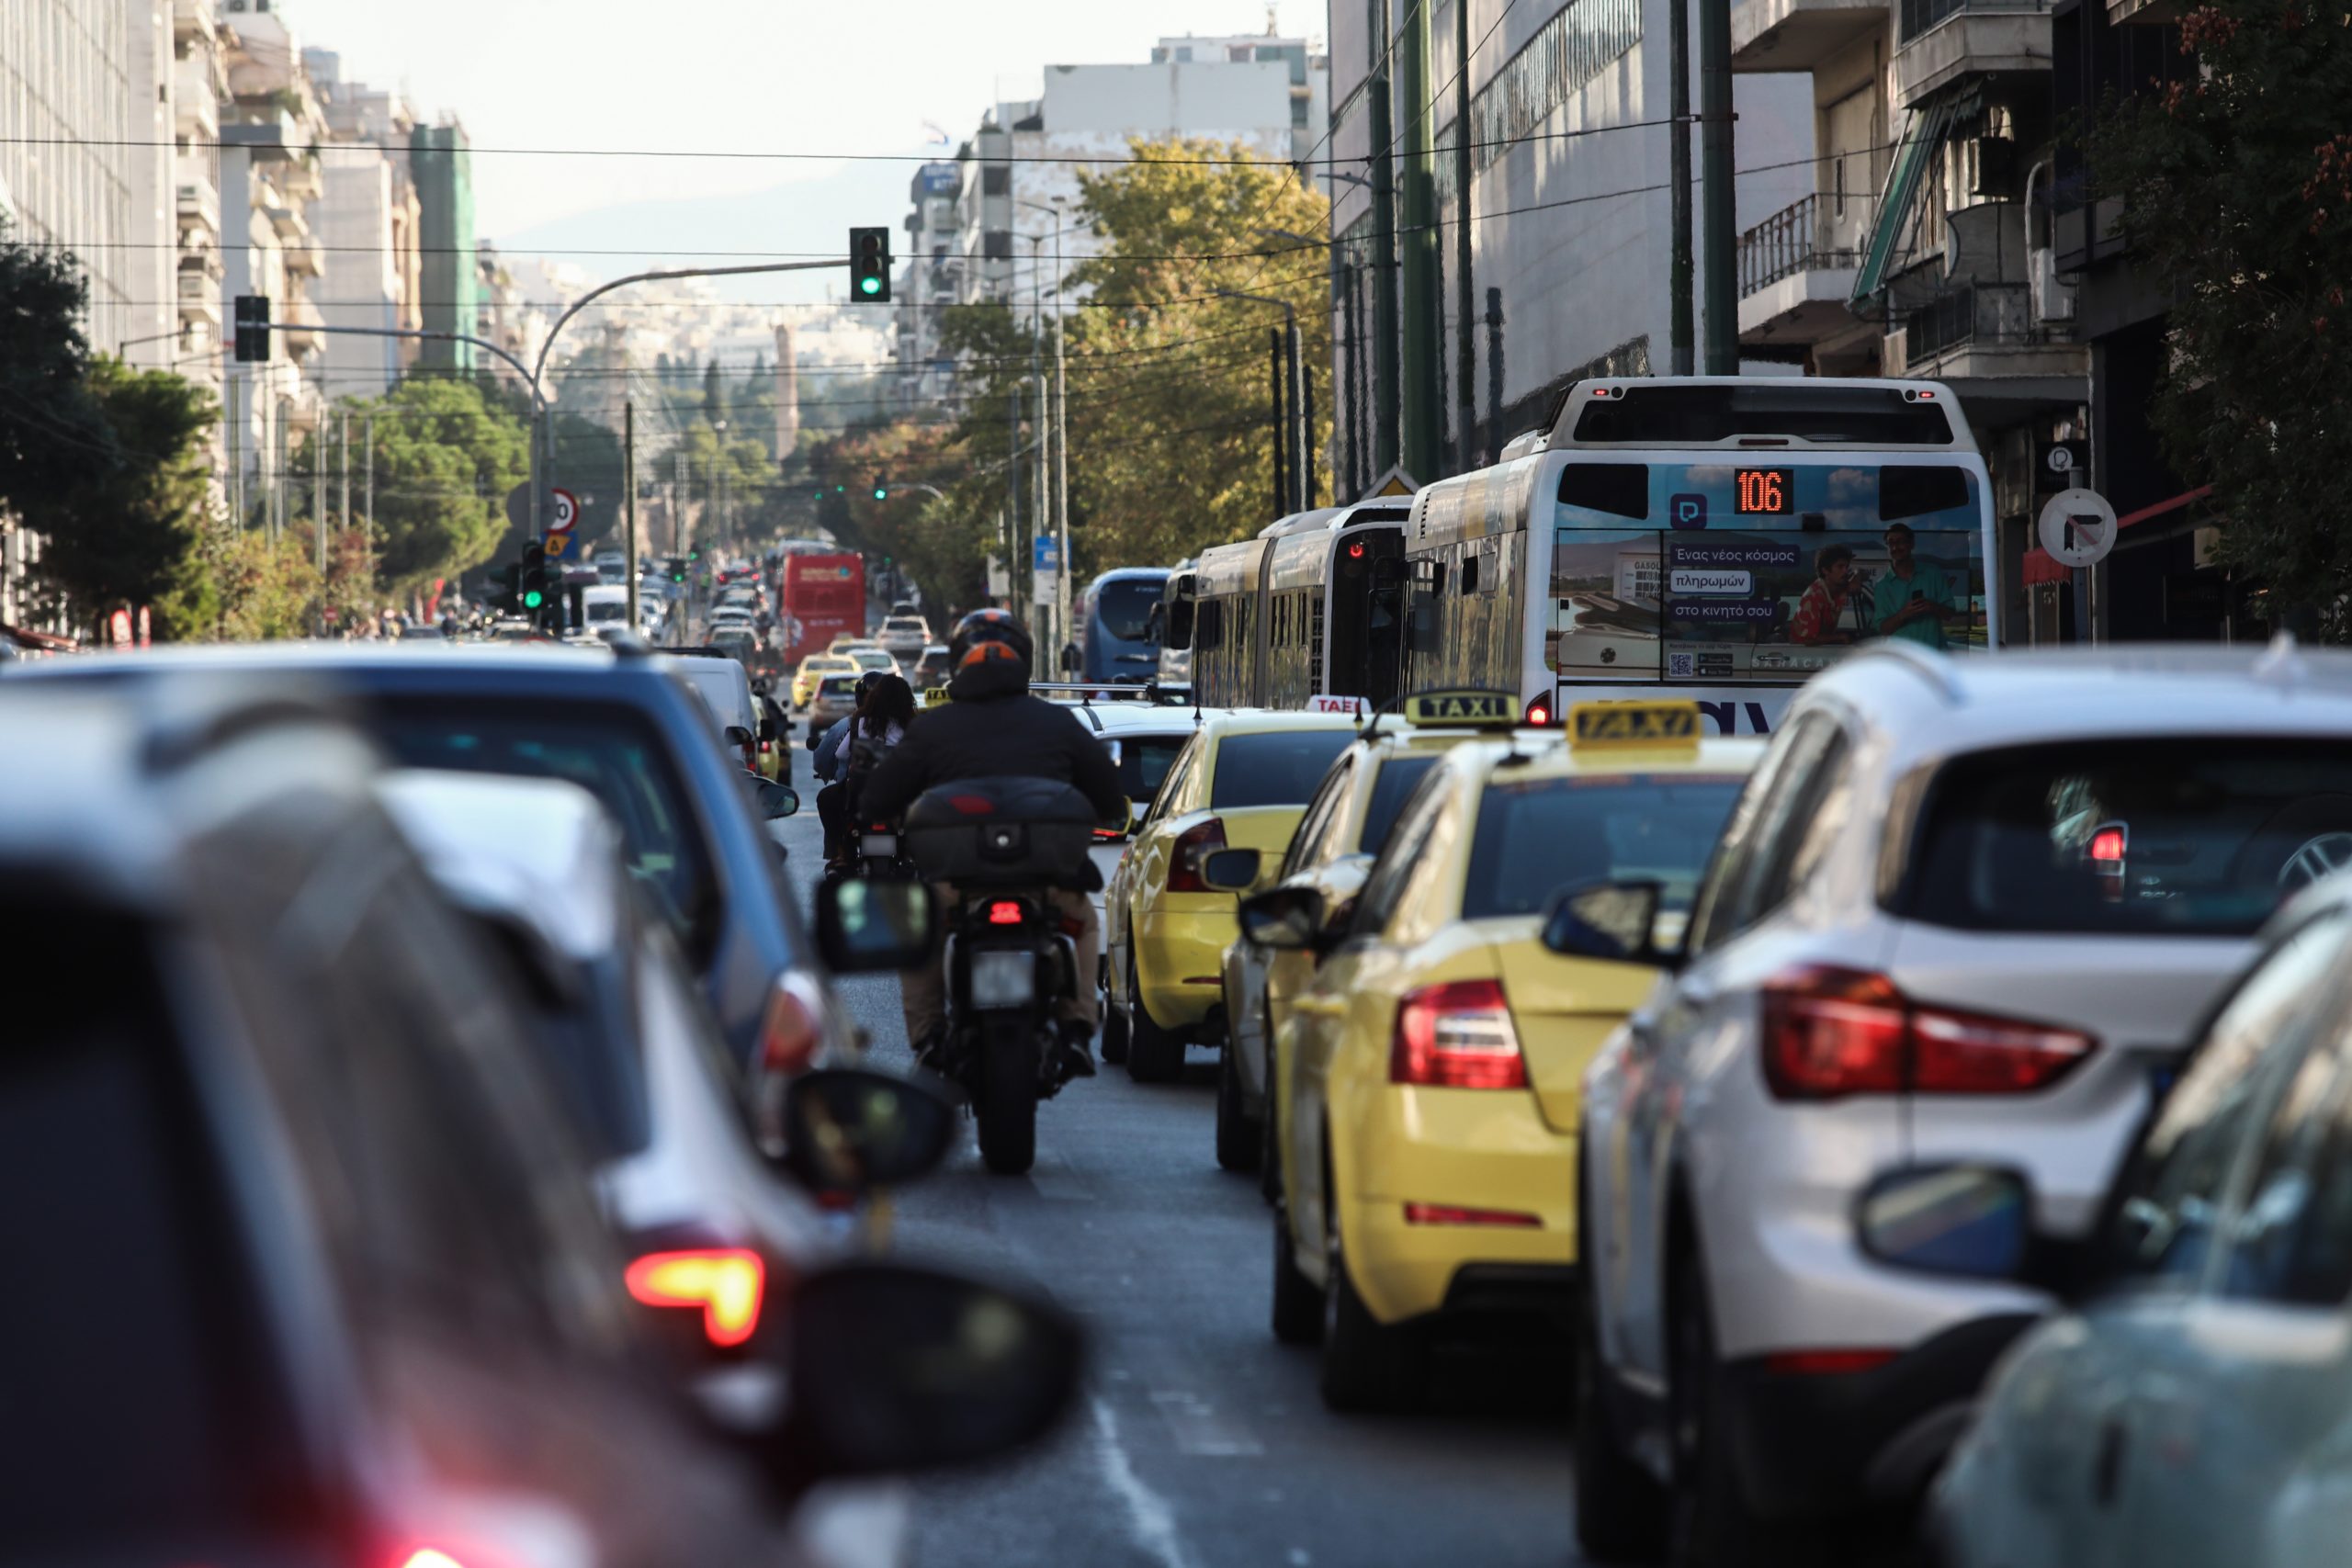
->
{"left": 863, "top": 832, "right": 898, "bottom": 857}
{"left": 970, "top": 949, "right": 1036, "bottom": 1009}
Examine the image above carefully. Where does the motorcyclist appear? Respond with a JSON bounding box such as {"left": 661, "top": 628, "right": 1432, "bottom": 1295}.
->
{"left": 861, "top": 609, "right": 1124, "bottom": 1081}
{"left": 813, "top": 668, "right": 888, "bottom": 863}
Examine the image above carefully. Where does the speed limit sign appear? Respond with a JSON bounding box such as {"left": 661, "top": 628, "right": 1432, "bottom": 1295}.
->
{"left": 548, "top": 488, "right": 580, "bottom": 532}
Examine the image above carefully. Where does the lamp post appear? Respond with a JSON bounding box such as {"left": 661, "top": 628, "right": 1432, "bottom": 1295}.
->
{"left": 1211, "top": 289, "right": 1306, "bottom": 516}
{"left": 1017, "top": 197, "right": 1070, "bottom": 654}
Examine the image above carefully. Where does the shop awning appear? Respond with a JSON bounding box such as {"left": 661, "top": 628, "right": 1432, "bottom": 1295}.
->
{"left": 2021, "top": 485, "right": 2214, "bottom": 585}
{"left": 1851, "top": 97, "right": 1958, "bottom": 303}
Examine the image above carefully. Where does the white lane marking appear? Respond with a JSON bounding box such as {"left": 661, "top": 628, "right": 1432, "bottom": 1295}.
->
{"left": 1092, "top": 1396, "right": 1196, "bottom": 1568}
{"left": 1149, "top": 1388, "right": 1264, "bottom": 1457}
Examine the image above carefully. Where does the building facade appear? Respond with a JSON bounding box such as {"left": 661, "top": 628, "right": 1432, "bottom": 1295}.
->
{"left": 411, "top": 119, "right": 477, "bottom": 374}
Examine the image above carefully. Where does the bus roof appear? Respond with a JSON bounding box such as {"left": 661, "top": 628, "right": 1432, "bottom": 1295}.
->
{"left": 1544, "top": 375, "right": 1977, "bottom": 452}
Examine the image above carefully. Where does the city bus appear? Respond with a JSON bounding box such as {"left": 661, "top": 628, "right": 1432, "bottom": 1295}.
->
{"left": 775, "top": 552, "right": 865, "bottom": 665}
{"left": 1069, "top": 567, "right": 1170, "bottom": 683}
{"left": 1144, "top": 558, "right": 1197, "bottom": 694}
{"left": 1189, "top": 502, "right": 1408, "bottom": 710}
{"left": 1399, "top": 377, "right": 1996, "bottom": 734}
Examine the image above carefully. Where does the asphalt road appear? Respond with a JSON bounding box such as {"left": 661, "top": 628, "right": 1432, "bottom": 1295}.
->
{"left": 774, "top": 739, "right": 1580, "bottom": 1568}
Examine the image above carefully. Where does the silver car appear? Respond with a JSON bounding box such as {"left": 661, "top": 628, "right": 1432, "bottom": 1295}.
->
{"left": 1572, "top": 640, "right": 2352, "bottom": 1561}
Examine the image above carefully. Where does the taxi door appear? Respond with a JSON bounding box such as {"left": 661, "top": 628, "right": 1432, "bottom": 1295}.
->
{"left": 1106, "top": 732, "right": 1202, "bottom": 972}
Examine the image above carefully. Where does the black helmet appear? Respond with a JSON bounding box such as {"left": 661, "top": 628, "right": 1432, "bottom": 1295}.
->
{"left": 948, "top": 608, "right": 1034, "bottom": 677}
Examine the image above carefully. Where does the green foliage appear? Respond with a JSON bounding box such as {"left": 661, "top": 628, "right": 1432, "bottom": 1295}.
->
{"left": 213, "top": 529, "right": 321, "bottom": 641}
{"left": 0, "top": 221, "right": 117, "bottom": 523}
{"left": 339, "top": 376, "right": 530, "bottom": 592}
{"left": 2088, "top": 0, "right": 2352, "bottom": 627}
{"left": 28, "top": 359, "right": 219, "bottom": 639}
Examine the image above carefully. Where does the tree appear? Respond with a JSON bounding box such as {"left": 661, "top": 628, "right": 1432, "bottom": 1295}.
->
{"left": 2089, "top": 0, "right": 2352, "bottom": 628}
{"left": 213, "top": 529, "right": 321, "bottom": 641}
{"left": 337, "top": 376, "right": 530, "bottom": 592}
{"left": 28, "top": 359, "right": 219, "bottom": 639}
{"left": 0, "top": 221, "right": 117, "bottom": 524}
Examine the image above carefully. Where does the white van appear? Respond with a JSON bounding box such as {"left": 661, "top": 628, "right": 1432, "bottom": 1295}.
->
{"left": 582, "top": 584, "right": 630, "bottom": 629}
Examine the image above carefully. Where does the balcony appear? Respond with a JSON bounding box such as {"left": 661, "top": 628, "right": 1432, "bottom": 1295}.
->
{"left": 1894, "top": 0, "right": 2054, "bottom": 106}
{"left": 175, "top": 181, "right": 220, "bottom": 239}
{"left": 1737, "top": 193, "right": 1878, "bottom": 353}
{"left": 175, "top": 270, "right": 221, "bottom": 326}
{"left": 1895, "top": 281, "right": 2088, "bottom": 412}
{"left": 173, "top": 68, "right": 218, "bottom": 142}
{"left": 173, "top": 0, "right": 217, "bottom": 42}
{"left": 280, "top": 295, "right": 326, "bottom": 358}
{"left": 1733, "top": 0, "right": 1890, "bottom": 72}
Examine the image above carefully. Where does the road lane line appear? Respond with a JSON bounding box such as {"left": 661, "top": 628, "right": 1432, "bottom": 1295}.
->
{"left": 1091, "top": 1396, "right": 1196, "bottom": 1568}
{"left": 1148, "top": 1389, "right": 1264, "bottom": 1457}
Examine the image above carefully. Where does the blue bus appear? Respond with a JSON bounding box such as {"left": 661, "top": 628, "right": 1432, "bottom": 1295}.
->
{"left": 1068, "top": 567, "right": 1171, "bottom": 684}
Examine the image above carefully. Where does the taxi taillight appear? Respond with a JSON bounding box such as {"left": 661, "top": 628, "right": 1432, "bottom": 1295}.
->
{"left": 1166, "top": 818, "right": 1227, "bottom": 893}
{"left": 1391, "top": 979, "right": 1527, "bottom": 1089}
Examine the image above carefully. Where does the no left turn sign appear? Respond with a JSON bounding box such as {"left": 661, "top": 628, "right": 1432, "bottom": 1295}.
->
{"left": 2038, "top": 487, "right": 2118, "bottom": 570}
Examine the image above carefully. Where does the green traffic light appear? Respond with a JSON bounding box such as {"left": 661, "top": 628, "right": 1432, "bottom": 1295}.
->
{"left": 858, "top": 276, "right": 881, "bottom": 297}
{"left": 873, "top": 486, "right": 888, "bottom": 501}
{"left": 523, "top": 590, "right": 545, "bottom": 609}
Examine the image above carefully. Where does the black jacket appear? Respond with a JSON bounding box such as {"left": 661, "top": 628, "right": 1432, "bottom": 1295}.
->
{"left": 860, "top": 660, "right": 1125, "bottom": 825}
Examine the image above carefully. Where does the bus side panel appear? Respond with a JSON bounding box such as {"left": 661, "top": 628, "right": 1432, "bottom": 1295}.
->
{"left": 1401, "top": 526, "right": 1527, "bottom": 696}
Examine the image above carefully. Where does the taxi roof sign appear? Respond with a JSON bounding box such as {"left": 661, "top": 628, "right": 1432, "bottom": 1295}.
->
{"left": 1400, "top": 689, "right": 1521, "bottom": 728}
{"left": 922, "top": 686, "right": 954, "bottom": 708}
{"left": 1569, "top": 700, "right": 1702, "bottom": 749}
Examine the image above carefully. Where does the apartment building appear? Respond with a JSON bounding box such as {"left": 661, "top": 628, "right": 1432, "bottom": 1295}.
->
{"left": 1325, "top": 0, "right": 1815, "bottom": 493}
{"left": 1150, "top": 31, "right": 1332, "bottom": 164}
{"left": 307, "top": 50, "right": 423, "bottom": 401}
{"left": 411, "top": 118, "right": 477, "bottom": 375}
{"left": 894, "top": 160, "right": 962, "bottom": 414}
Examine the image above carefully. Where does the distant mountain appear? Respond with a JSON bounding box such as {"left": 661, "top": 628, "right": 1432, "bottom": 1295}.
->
{"left": 490, "top": 153, "right": 931, "bottom": 306}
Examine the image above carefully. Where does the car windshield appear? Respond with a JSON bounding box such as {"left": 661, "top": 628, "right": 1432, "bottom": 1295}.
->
{"left": 820, "top": 677, "right": 861, "bottom": 698}
{"left": 1462, "top": 774, "right": 1746, "bottom": 919}
{"left": 1094, "top": 579, "right": 1161, "bottom": 643}
{"left": 370, "top": 701, "right": 720, "bottom": 963}
{"left": 1360, "top": 754, "right": 1442, "bottom": 853}
{"left": 852, "top": 649, "right": 896, "bottom": 671}
{"left": 680, "top": 669, "right": 746, "bottom": 726}
{"left": 1899, "top": 739, "right": 2352, "bottom": 935}
{"left": 885, "top": 617, "right": 925, "bottom": 633}
{"left": 1210, "top": 729, "right": 1357, "bottom": 810}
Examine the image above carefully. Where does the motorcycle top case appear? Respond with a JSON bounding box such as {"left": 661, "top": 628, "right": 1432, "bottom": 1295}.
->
{"left": 904, "top": 776, "right": 1101, "bottom": 887}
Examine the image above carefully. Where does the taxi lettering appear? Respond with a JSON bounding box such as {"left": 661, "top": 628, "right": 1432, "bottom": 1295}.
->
{"left": 1402, "top": 690, "right": 1521, "bottom": 727}
{"left": 1570, "top": 701, "right": 1702, "bottom": 747}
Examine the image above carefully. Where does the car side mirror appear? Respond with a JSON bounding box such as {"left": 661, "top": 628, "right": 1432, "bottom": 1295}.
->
{"left": 725, "top": 724, "right": 755, "bottom": 748}
{"left": 1238, "top": 884, "right": 1325, "bottom": 950}
{"left": 1542, "top": 878, "right": 1679, "bottom": 968}
{"left": 1098, "top": 795, "right": 1136, "bottom": 841}
{"left": 1856, "top": 1165, "right": 2038, "bottom": 1283}
{"left": 749, "top": 778, "right": 799, "bottom": 819}
{"left": 778, "top": 1067, "right": 958, "bottom": 1196}
{"left": 1200, "top": 847, "right": 1261, "bottom": 893}
{"left": 772, "top": 1262, "right": 1082, "bottom": 1483}
{"left": 815, "top": 878, "right": 936, "bottom": 972}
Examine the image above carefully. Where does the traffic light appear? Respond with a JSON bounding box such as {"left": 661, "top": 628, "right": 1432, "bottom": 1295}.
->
{"left": 872, "top": 476, "right": 888, "bottom": 501}
{"left": 489, "top": 560, "right": 522, "bottom": 615}
{"left": 849, "top": 227, "right": 891, "bottom": 303}
{"left": 232, "top": 295, "right": 270, "bottom": 362}
{"left": 520, "top": 540, "right": 550, "bottom": 616}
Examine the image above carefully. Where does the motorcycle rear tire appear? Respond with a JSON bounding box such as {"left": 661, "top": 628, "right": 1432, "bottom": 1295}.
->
{"left": 976, "top": 1021, "right": 1040, "bottom": 1176}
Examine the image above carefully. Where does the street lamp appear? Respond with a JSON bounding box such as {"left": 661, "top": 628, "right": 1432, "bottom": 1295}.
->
{"left": 1212, "top": 288, "right": 1310, "bottom": 516}
{"left": 1017, "top": 196, "right": 1072, "bottom": 659}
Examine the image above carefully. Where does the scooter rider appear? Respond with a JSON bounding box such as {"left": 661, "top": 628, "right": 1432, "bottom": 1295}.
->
{"left": 860, "top": 608, "right": 1124, "bottom": 1081}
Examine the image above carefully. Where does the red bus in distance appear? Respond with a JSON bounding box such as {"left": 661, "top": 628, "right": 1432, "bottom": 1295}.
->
{"left": 777, "top": 554, "right": 865, "bottom": 664}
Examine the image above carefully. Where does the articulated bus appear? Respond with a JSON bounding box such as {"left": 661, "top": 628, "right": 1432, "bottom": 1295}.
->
{"left": 1069, "top": 567, "right": 1171, "bottom": 683}
{"left": 1188, "top": 502, "right": 1409, "bottom": 710}
{"left": 1400, "top": 376, "right": 1997, "bottom": 735}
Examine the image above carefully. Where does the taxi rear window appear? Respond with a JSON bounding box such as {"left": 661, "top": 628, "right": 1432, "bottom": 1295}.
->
{"left": 1462, "top": 774, "right": 1744, "bottom": 920}
{"left": 1211, "top": 730, "right": 1357, "bottom": 810}
{"left": 1360, "top": 755, "right": 1440, "bottom": 854}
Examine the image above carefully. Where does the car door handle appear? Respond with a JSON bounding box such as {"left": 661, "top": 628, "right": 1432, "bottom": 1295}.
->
{"left": 2093, "top": 1417, "right": 2126, "bottom": 1507}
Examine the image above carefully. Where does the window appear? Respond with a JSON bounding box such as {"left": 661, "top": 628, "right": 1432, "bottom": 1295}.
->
{"left": 2218, "top": 1041, "right": 2352, "bottom": 1306}
{"left": 1896, "top": 739, "right": 2352, "bottom": 936}
{"left": 1283, "top": 760, "right": 1356, "bottom": 876}
{"left": 1687, "top": 714, "right": 1847, "bottom": 951}
{"left": 1210, "top": 730, "right": 1357, "bottom": 810}
{"left": 983, "top": 230, "right": 1013, "bottom": 261}
{"left": 1462, "top": 773, "right": 1746, "bottom": 920}
{"left": 1195, "top": 596, "right": 1226, "bottom": 651}
{"left": 982, "top": 166, "right": 1011, "bottom": 197}
{"left": 1149, "top": 738, "right": 1201, "bottom": 821}
{"left": 2104, "top": 913, "right": 2352, "bottom": 1289}
{"left": 1358, "top": 755, "right": 1442, "bottom": 856}
{"left": 1114, "top": 732, "right": 1191, "bottom": 805}
{"left": 1354, "top": 773, "right": 1451, "bottom": 938}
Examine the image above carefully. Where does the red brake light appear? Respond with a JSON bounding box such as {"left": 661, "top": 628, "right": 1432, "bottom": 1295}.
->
{"left": 1760, "top": 965, "right": 2095, "bottom": 1100}
{"left": 396, "top": 1553, "right": 467, "bottom": 1568}
{"left": 1348, "top": 540, "right": 1367, "bottom": 558}
{"left": 1525, "top": 697, "right": 1554, "bottom": 728}
{"left": 1762, "top": 1348, "right": 1898, "bottom": 1376}
{"left": 1404, "top": 1201, "right": 1541, "bottom": 1227}
{"left": 759, "top": 972, "right": 825, "bottom": 1077}
{"left": 1391, "top": 979, "right": 1528, "bottom": 1089}
{"left": 2088, "top": 827, "right": 2126, "bottom": 863}
{"left": 987, "top": 899, "right": 1023, "bottom": 925}
{"left": 1165, "top": 817, "right": 1228, "bottom": 894}
{"left": 626, "top": 1248, "right": 766, "bottom": 1348}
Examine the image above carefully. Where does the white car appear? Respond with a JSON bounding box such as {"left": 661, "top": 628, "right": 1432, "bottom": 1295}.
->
{"left": 878, "top": 615, "right": 931, "bottom": 659}
{"left": 1571, "top": 639, "right": 2352, "bottom": 1562}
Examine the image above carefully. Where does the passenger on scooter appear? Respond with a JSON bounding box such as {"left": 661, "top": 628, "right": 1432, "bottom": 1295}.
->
{"left": 861, "top": 609, "right": 1124, "bottom": 1081}
{"left": 813, "top": 669, "right": 888, "bottom": 862}
{"left": 828, "top": 674, "right": 915, "bottom": 874}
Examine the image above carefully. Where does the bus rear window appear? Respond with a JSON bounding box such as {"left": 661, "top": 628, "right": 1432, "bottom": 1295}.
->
{"left": 1896, "top": 740, "right": 2352, "bottom": 936}
{"left": 1566, "top": 384, "right": 1955, "bottom": 446}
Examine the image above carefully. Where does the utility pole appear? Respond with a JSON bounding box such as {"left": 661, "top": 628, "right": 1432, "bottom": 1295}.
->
{"left": 1369, "top": 38, "right": 1401, "bottom": 475}
{"left": 312, "top": 425, "right": 325, "bottom": 571}
{"left": 1341, "top": 258, "right": 1362, "bottom": 499}
{"left": 339, "top": 409, "right": 350, "bottom": 536}
{"left": 1285, "top": 321, "right": 1307, "bottom": 509}
{"left": 1297, "top": 317, "right": 1317, "bottom": 508}
{"left": 1054, "top": 236, "right": 1070, "bottom": 660}
{"left": 1453, "top": 0, "right": 1478, "bottom": 465}
{"left": 1399, "top": 0, "right": 1441, "bottom": 481}
{"left": 363, "top": 411, "right": 373, "bottom": 537}
{"left": 1486, "top": 287, "right": 1505, "bottom": 446}
{"left": 1271, "top": 328, "right": 1288, "bottom": 517}
{"left": 1029, "top": 232, "right": 1046, "bottom": 629}
{"left": 625, "top": 399, "right": 639, "bottom": 628}
{"left": 1671, "top": 0, "right": 1697, "bottom": 376}
{"left": 1700, "top": 0, "right": 1738, "bottom": 374}
{"left": 1006, "top": 384, "right": 1021, "bottom": 612}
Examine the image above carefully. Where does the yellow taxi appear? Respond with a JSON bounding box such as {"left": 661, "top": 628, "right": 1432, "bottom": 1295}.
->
{"left": 1202, "top": 692, "right": 1542, "bottom": 1177}
{"left": 1253, "top": 699, "right": 1761, "bottom": 1411}
{"left": 1102, "top": 710, "right": 1362, "bottom": 1085}
{"left": 791, "top": 652, "right": 857, "bottom": 709}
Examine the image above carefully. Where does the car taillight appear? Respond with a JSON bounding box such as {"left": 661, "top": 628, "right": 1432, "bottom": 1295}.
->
{"left": 1762, "top": 1348, "right": 1897, "bottom": 1376}
{"left": 760, "top": 971, "right": 826, "bottom": 1077}
{"left": 1525, "top": 697, "right": 1555, "bottom": 727}
{"left": 1404, "top": 1201, "right": 1541, "bottom": 1227}
{"left": 1759, "top": 965, "right": 2095, "bottom": 1100}
{"left": 626, "top": 1247, "right": 766, "bottom": 1348}
{"left": 1391, "top": 979, "right": 1528, "bottom": 1089}
{"left": 1166, "top": 818, "right": 1227, "bottom": 894}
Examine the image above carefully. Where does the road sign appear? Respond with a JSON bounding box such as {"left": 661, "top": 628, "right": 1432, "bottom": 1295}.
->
{"left": 2036, "top": 439, "right": 2087, "bottom": 493}
{"left": 2038, "top": 487, "right": 2118, "bottom": 569}
{"left": 548, "top": 488, "right": 581, "bottom": 532}
{"left": 544, "top": 530, "right": 578, "bottom": 560}
{"left": 1033, "top": 536, "right": 1061, "bottom": 572}
{"left": 1363, "top": 466, "right": 1419, "bottom": 499}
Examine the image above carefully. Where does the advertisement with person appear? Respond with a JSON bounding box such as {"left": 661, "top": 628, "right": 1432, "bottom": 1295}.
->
{"left": 1548, "top": 463, "right": 1985, "bottom": 683}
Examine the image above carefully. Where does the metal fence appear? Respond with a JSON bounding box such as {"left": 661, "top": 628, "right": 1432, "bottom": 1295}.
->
{"left": 1903, "top": 281, "right": 2032, "bottom": 364}
{"left": 1899, "top": 0, "right": 2051, "bottom": 42}
{"left": 1736, "top": 193, "right": 1872, "bottom": 297}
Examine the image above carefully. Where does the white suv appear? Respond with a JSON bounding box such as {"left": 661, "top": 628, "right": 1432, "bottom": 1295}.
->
{"left": 878, "top": 615, "right": 931, "bottom": 659}
{"left": 1569, "top": 639, "right": 2352, "bottom": 1562}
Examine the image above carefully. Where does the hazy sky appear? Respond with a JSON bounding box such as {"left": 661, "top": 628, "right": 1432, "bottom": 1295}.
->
{"left": 288, "top": 0, "right": 1326, "bottom": 261}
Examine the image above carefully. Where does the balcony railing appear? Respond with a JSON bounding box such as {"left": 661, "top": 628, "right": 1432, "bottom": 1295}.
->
{"left": 1737, "top": 192, "right": 1874, "bottom": 298}
{"left": 1899, "top": 0, "right": 2049, "bottom": 42}
{"left": 1903, "top": 281, "right": 2035, "bottom": 364}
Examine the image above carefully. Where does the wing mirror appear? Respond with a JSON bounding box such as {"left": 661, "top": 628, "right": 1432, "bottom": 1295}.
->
{"left": 777, "top": 1067, "right": 958, "bottom": 1197}
{"left": 1857, "top": 1166, "right": 2035, "bottom": 1282}
{"left": 815, "top": 878, "right": 937, "bottom": 972}
{"left": 771, "top": 1262, "right": 1082, "bottom": 1484}
{"left": 1238, "top": 884, "right": 1326, "bottom": 950}
{"left": 725, "top": 724, "right": 755, "bottom": 748}
{"left": 746, "top": 777, "right": 800, "bottom": 819}
{"left": 1200, "top": 847, "right": 1262, "bottom": 894}
{"left": 1542, "top": 878, "right": 1679, "bottom": 969}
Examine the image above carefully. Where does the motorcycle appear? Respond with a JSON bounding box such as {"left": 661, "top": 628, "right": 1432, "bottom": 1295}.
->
{"left": 899, "top": 777, "right": 1101, "bottom": 1176}
{"left": 823, "top": 818, "right": 921, "bottom": 884}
